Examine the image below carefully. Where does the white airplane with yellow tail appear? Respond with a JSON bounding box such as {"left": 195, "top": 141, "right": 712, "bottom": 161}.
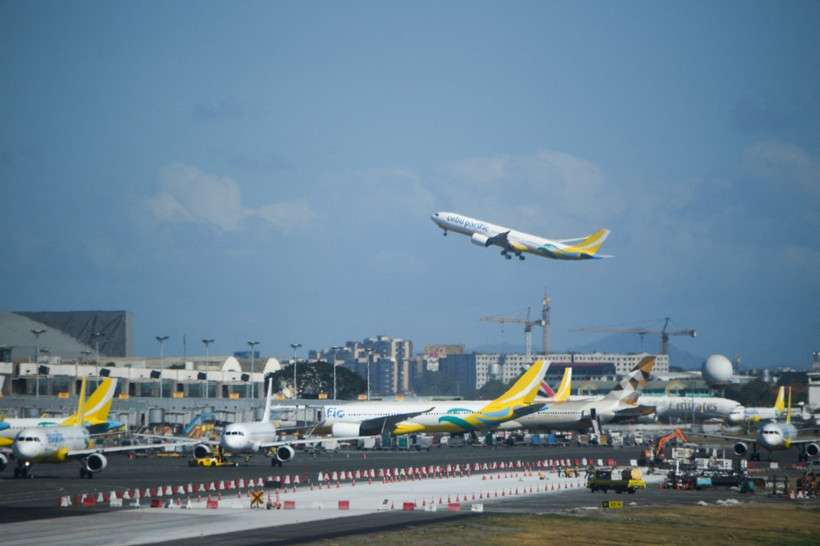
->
{"left": 5, "top": 377, "right": 170, "bottom": 479}
{"left": 431, "top": 211, "right": 612, "bottom": 261}
{"left": 694, "top": 388, "right": 820, "bottom": 462}
{"left": 319, "top": 360, "right": 555, "bottom": 437}
{"left": 0, "top": 378, "right": 120, "bottom": 449}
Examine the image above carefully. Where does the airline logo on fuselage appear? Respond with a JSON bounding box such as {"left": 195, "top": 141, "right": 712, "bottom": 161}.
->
{"left": 446, "top": 215, "right": 489, "bottom": 233}
{"left": 45, "top": 431, "right": 65, "bottom": 444}
{"left": 325, "top": 407, "right": 345, "bottom": 420}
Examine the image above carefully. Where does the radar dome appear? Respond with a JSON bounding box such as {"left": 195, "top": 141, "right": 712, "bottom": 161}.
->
{"left": 701, "top": 354, "right": 733, "bottom": 384}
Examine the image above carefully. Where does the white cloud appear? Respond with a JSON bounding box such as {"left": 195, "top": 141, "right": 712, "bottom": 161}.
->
{"left": 744, "top": 140, "right": 820, "bottom": 199}
{"left": 437, "top": 149, "right": 622, "bottom": 232}
{"left": 144, "top": 164, "right": 316, "bottom": 234}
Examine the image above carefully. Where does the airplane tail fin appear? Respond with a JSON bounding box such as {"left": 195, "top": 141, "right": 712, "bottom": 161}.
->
{"left": 480, "top": 360, "right": 550, "bottom": 414}
{"left": 553, "top": 367, "right": 572, "bottom": 401}
{"left": 537, "top": 366, "right": 571, "bottom": 400}
{"left": 786, "top": 386, "right": 792, "bottom": 425}
{"left": 604, "top": 356, "right": 656, "bottom": 404}
{"left": 61, "top": 378, "right": 117, "bottom": 427}
{"left": 261, "top": 376, "right": 273, "bottom": 423}
{"left": 773, "top": 386, "right": 785, "bottom": 417}
{"left": 76, "top": 376, "right": 88, "bottom": 428}
{"left": 565, "top": 229, "right": 611, "bottom": 258}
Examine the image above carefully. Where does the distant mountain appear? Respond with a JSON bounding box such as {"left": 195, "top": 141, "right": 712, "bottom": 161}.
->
{"left": 471, "top": 333, "right": 704, "bottom": 369}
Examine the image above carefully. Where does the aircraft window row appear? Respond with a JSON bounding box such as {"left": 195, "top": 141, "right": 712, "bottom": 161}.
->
{"left": 225, "top": 431, "right": 245, "bottom": 436}
{"left": 18, "top": 436, "right": 42, "bottom": 442}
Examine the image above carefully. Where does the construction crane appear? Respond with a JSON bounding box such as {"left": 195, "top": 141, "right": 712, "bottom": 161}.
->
{"left": 569, "top": 317, "right": 696, "bottom": 355}
{"left": 480, "top": 288, "right": 552, "bottom": 360}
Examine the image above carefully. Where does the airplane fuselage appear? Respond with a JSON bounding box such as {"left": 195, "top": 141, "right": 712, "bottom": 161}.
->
{"left": 220, "top": 421, "right": 280, "bottom": 454}
{"left": 642, "top": 396, "right": 743, "bottom": 423}
{"left": 12, "top": 426, "right": 90, "bottom": 463}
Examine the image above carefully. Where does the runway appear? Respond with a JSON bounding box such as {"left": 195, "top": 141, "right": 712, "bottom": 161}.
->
{"left": 1, "top": 443, "right": 814, "bottom": 545}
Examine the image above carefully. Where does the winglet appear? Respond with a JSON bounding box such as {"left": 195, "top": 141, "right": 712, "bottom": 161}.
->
{"left": 480, "top": 360, "right": 550, "bottom": 413}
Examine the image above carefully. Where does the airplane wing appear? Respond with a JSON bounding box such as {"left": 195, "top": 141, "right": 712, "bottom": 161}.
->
{"left": 609, "top": 404, "right": 657, "bottom": 423}
{"left": 65, "top": 442, "right": 184, "bottom": 458}
{"left": 350, "top": 408, "right": 435, "bottom": 437}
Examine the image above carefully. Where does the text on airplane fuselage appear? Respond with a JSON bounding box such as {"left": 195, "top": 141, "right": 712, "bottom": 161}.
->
{"left": 45, "top": 431, "right": 65, "bottom": 443}
{"left": 446, "top": 215, "right": 489, "bottom": 233}
{"left": 672, "top": 400, "right": 720, "bottom": 413}
{"left": 325, "top": 408, "right": 346, "bottom": 419}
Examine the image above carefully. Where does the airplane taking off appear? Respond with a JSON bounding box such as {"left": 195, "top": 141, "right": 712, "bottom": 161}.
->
{"left": 194, "top": 379, "right": 297, "bottom": 466}
{"left": 693, "top": 389, "right": 820, "bottom": 462}
{"left": 0, "top": 378, "right": 121, "bottom": 448}
{"left": 5, "top": 378, "right": 168, "bottom": 478}
{"left": 431, "top": 211, "right": 611, "bottom": 261}
{"left": 319, "top": 360, "right": 551, "bottom": 438}
{"left": 498, "top": 356, "right": 657, "bottom": 432}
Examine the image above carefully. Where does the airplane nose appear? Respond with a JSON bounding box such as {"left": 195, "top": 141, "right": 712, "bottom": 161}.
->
{"left": 13, "top": 441, "right": 41, "bottom": 460}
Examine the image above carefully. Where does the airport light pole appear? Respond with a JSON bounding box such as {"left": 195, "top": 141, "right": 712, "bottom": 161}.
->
{"left": 31, "top": 329, "right": 46, "bottom": 399}
{"left": 247, "top": 341, "right": 259, "bottom": 399}
{"left": 201, "top": 338, "right": 214, "bottom": 400}
{"left": 331, "top": 347, "right": 339, "bottom": 400}
{"left": 365, "top": 348, "right": 373, "bottom": 400}
{"left": 91, "top": 332, "right": 104, "bottom": 386}
{"left": 80, "top": 350, "right": 91, "bottom": 389}
{"left": 156, "top": 335, "right": 169, "bottom": 398}
{"left": 290, "top": 343, "right": 301, "bottom": 399}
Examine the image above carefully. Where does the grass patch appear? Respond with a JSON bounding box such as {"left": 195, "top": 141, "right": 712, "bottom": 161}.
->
{"left": 317, "top": 503, "right": 820, "bottom": 545}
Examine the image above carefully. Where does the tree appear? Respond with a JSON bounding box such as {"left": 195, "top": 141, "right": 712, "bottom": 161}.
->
{"left": 267, "top": 362, "right": 366, "bottom": 400}
{"left": 414, "top": 371, "right": 457, "bottom": 396}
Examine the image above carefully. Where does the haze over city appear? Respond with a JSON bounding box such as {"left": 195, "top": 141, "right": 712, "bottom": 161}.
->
{"left": 2, "top": 2, "right": 818, "bottom": 369}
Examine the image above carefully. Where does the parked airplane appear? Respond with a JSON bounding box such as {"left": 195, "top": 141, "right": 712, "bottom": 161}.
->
{"left": 193, "top": 379, "right": 301, "bottom": 466}
{"left": 5, "top": 378, "right": 167, "bottom": 478}
{"left": 431, "top": 211, "right": 611, "bottom": 261}
{"left": 693, "top": 389, "right": 820, "bottom": 462}
{"left": 0, "top": 378, "right": 121, "bottom": 448}
{"left": 732, "top": 386, "right": 785, "bottom": 424}
{"left": 640, "top": 393, "right": 745, "bottom": 424}
{"left": 319, "top": 360, "right": 550, "bottom": 438}
{"left": 497, "top": 356, "right": 657, "bottom": 432}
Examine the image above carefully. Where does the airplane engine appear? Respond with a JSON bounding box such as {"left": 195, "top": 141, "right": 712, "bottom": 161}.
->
{"left": 471, "top": 233, "right": 490, "bottom": 247}
{"left": 331, "top": 423, "right": 362, "bottom": 438}
{"left": 0, "top": 452, "right": 7, "bottom": 472}
{"left": 274, "top": 445, "right": 295, "bottom": 463}
{"left": 806, "top": 443, "right": 820, "bottom": 458}
{"left": 194, "top": 443, "right": 213, "bottom": 459}
{"left": 733, "top": 442, "right": 748, "bottom": 456}
{"left": 85, "top": 453, "right": 108, "bottom": 473}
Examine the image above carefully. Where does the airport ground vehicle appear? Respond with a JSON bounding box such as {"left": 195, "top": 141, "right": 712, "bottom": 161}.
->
{"left": 587, "top": 467, "right": 646, "bottom": 494}
{"left": 189, "top": 450, "right": 238, "bottom": 467}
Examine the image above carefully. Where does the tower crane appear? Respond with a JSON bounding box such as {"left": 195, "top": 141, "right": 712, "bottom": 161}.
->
{"left": 569, "top": 317, "right": 695, "bottom": 355}
{"left": 480, "top": 288, "right": 552, "bottom": 360}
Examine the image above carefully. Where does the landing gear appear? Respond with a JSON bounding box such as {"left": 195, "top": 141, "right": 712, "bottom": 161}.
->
{"left": 271, "top": 458, "right": 283, "bottom": 467}
{"left": 80, "top": 467, "right": 94, "bottom": 479}
{"left": 501, "top": 250, "right": 524, "bottom": 260}
{"left": 14, "top": 464, "right": 32, "bottom": 479}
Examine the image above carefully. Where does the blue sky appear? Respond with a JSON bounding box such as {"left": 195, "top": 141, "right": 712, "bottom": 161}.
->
{"left": 2, "top": 2, "right": 818, "bottom": 369}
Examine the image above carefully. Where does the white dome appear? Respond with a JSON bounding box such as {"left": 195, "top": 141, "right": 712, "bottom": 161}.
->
{"left": 701, "top": 354, "right": 733, "bottom": 384}
{"left": 262, "top": 358, "right": 282, "bottom": 375}
{"left": 221, "top": 356, "right": 242, "bottom": 373}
